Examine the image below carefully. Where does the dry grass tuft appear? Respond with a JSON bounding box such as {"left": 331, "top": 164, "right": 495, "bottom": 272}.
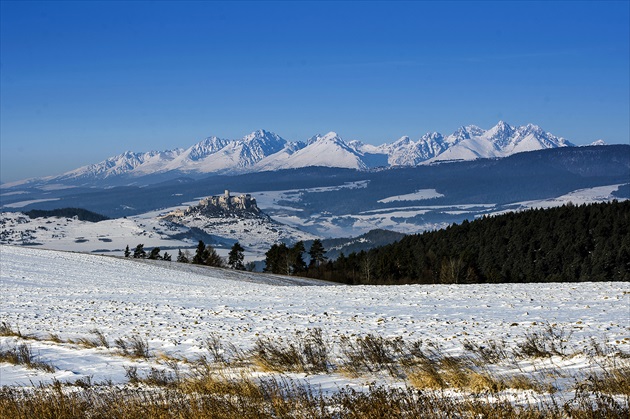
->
{"left": 114, "top": 335, "right": 150, "bottom": 359}
{"left": 0, "top": 321, "right": 22, "bottom": 337}
{"left": 1, "top": 323, "right": 628, "bottom": 417}
{"left": 576, "top": 363, "right": 630, "bottom": 396}
{"left": 515, "top": 323, "right": 572, "bottom": 358}
{"left": 0, "top": 342, "right": 55, "bottom": 373}
{"left": 47, "top": 333, "right": 63, "bottom": 343}
{"left": 252, "top": 328, "right": 329, "bottom": 374}
{"left": 339, "top": 333, "right": 404, "bottom": 376}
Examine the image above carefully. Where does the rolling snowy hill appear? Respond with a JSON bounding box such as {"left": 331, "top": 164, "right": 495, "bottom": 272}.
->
{"left": 1, "top": 244, "right": 628, "bottom": 410}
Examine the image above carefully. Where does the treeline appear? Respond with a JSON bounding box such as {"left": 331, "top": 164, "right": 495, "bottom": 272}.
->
{"left": 264, "top": 239, "right": 326, "bottom": 275}
{"left": 125, "top": 241, "right": 248, "bottom": 270}
{"left": 125, "top": 201, "right": 628, "bottom": 284}
{"left": 124, "top": 244, "right": 172, "bottom": 261}
{"left": 25, "top": 208, "right": 109, "bottom": 222}
{"left": 303, "top": 201, "right": 629, "bottom": 284}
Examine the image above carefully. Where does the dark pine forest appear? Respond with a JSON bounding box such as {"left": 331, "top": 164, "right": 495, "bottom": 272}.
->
{"left": 303, "top": 201, "right": 629, "bottom": 284}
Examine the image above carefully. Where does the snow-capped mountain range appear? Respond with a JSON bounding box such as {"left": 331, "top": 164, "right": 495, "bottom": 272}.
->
{"left": 36, "top": 121, "right": 576, "bottom": 184}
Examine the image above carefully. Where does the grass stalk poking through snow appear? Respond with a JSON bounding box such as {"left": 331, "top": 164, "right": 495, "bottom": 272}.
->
{"left": 0, "top": 342, "right": 55, "bottom": 373}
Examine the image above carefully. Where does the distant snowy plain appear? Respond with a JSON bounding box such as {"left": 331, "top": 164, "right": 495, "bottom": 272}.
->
{"left": 1, "top": 183, "right": 626, "bottom": 260}
{"left": 1, "top": 245, "right": 628, "bottom": 404}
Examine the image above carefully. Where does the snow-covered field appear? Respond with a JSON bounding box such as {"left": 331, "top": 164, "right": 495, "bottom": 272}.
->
{"left": 489, "top": 184, "right": 628, "bottom": 216}
{"left": 377, "top": 189, "right": 444, "bottom": 203}
{"left": 1, "top": 244, "right": 628, "bottom": 403}
{"left": 0, "top": 206, "right": 316, "bottom": 260}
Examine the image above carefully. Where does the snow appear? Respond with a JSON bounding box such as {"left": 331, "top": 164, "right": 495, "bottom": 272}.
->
{"left": 488, "top": 184, "right": 628, "bottom": 215}
{"left": 9, "top": 122, "right": 580, "bottom": 186}
{"left": 1, "top": 245, "right": 628, "bottom": 399}
{"left": 2, "top": 198, "right": 60, "bottom": 208}
{"left": 0, "top": 191, "right": 29, "bottom": 197}
{"left": 252, "top": 181, "right": 370, "bottom": 210}
{"left": 2, "top": 182, "right": 623, "bottom": 259}
{"left": 167, "top": 211, "right": 318, "bottom": 253}
{"left": 378, "top": 189, "right": 444, "bottom": 203}
{"left": 428, "top": 122, "right": 571, "bottom": 164}
{"left": 255, "top": 132, "right": 367, "bottom": 171}
{"left": 0, "top": 204, "right": 320, "bottom": 261}
{"left": 0, "top": 211, "right": 193, "bottom": 255}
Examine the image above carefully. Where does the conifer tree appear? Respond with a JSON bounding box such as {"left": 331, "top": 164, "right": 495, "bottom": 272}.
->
{"left": 177, "top": 249, "right": 189, "bottom": 263}
{"left": 228, "top": 242, "right": 245, "bottom": 270}
{"left": 264, "top": 243, "right": 290, "bottom": 274}
{"left": 308, "top": 239, "right": 327, "bottom": 268}
{"left": 124, "top": 245, "right": 131, "bottom": 258}
{"left": 290, "top": 241, "right": 307, "bottom": 274}
{"left": 192, "top": 240, "right": 206, "bottom": 265}
{"left": 202, "top": 244, "right": 224, "bottom": 267}
{"left": 148, "top": 247, "right": 161, "bottom": 260}
{"left": 133, "top": 244, "right": 146, "bottom": 259}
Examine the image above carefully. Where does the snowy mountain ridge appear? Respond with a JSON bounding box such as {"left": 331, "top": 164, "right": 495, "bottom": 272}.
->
{"left": 24, "top": 122, "right": 575, "bottom": 185}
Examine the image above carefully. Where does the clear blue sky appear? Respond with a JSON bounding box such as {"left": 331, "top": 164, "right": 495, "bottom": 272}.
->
{"left": 1, "top": 1, "right": 628, "bottom": 182}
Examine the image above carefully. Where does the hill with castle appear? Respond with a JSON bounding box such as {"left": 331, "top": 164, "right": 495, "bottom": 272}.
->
{"left": 167, "top": 190, "right": 263, "bottom": 219}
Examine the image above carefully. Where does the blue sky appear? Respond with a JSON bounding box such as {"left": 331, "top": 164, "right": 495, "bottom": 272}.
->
{"left": 1, "top": 1, "right": 628, "bottom": 182}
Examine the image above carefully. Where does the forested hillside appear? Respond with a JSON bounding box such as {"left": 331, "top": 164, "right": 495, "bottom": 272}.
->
{"left": 309, "top": 201, "right": 629, "bottom": 284}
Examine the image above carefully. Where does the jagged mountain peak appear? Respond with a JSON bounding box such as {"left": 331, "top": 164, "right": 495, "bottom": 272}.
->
{"left": 522, "top": 123, "right": 542, "bottom": 132}
{"left": 419, "top": 132, "right": 445, "bottom": 142}
{"left": 308, "top": 131, "right": 341, "bottom": 143}
{"left": 306, "top": 132, "right": 346, "bottom": 148}
{"left": 20, "top": 121, "right": 583, "bottom": 186}
{"left": 247, "top": 130, "right": 285, "bottom": 146}
{"left": 241, "top": 129, "right": 285, "bottom": 146}
{"left": 448, "top": 125, "right": 484, "bottom": 144}
{"left": 187, "top": 136, "right": 230, "bottom": 161}
{"left": 488, "top": 120, "right": 515, "bottom": 136}
{"left": 347, "top": 139, "right": 365, "bottom": 148}
{"left": 392, "top": 136, "right": 413, "bottom": 146}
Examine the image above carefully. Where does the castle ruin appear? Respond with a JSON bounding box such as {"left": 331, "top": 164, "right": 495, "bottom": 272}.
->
{"left": 166, "top": 190, "right": 261, "bottom": 219}
{"left": 198, "top": 190, "right": 257, "bottom": 212}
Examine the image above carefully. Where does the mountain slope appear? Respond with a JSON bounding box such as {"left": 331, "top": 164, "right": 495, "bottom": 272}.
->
{"left": 256, "top": 132, "right": 367, "bottom": 171}
{"left": 430, "top": 121, "right": 572, "bottom": 162}
{"left": 2, "top": 121, "right": 582, "bottom": 188}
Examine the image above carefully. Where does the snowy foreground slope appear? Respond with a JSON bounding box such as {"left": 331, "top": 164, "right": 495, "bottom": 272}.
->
{"left": 1, "top": 245, "right": 628, "bottom": 401}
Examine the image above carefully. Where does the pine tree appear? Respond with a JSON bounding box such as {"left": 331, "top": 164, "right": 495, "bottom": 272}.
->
{"left": 177, "top": 249, "right": 190, "bottom": 263}
{"left": 133, "top": 244, "right": 146, "bottom": 259}
{"left": 290, "top": 241, "right": 307, "bottom": 275}
{"left": 163, "top": 252, "right": 172, "bottom": 262}
{"left": 124, "top": 245, "right": 131, "bottom": 258}
{"left": 202, "top": 244, "right": 224, "bottom": 267}
{"left": 148, "top": 247, "right": 161, "bottom": 260}
{"left": 192, "top": 240, "right": 206, "bottom": 265}
{"left": 264, "top": 243, "right": 289, "bottom": 274}
{"left": 228, "top": 242, "right": 245, "bottom": 270}
{"left": 308, "top": 239, "right": 327, "bottom": 268}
